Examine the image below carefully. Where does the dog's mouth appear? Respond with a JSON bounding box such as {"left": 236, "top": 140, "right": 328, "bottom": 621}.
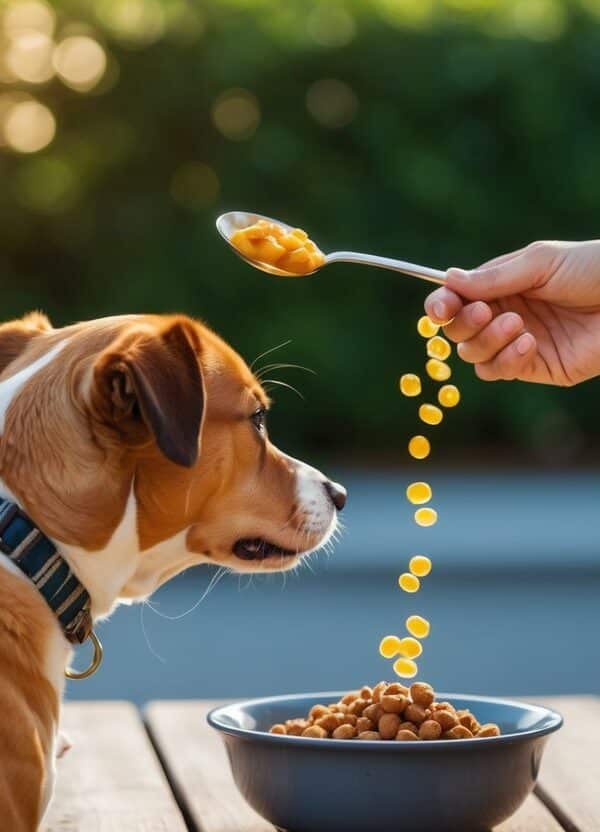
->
{"left": 233, "top": 537, "right": 297, "bottom": 561}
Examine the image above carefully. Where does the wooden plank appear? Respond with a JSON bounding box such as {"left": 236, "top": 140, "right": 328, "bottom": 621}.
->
{"left": 145, "top": 700, "right": 563, "bottom": 832}
{"left": 145, "top": 701, "right": 272, "bottom": 832}
{"left": 534, "top": 696, "right": 600, "bottom": 832}
{"left": 43, "top": 701, "right": 187, "bottom": 832}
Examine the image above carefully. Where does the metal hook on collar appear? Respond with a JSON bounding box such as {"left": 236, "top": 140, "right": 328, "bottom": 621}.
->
{"left": 65, "top": 630, "right": 103, "bottom": 680}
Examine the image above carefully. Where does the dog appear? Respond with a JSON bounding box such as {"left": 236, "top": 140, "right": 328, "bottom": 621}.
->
{"left": 0, "top": 311, "right": 346, "bottom": 830}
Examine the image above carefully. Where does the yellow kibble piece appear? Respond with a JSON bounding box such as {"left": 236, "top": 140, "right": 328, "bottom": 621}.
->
{"left": 397, "top": 637, "right": 423, "bottom": 659}
{"left": 406, "top": 615, "right": 430, "bottom": 639}
{"left": 379, "top": 635, "right": 403, "bottom": 659}
{"left": 406, "top": 482, "right": 432, "bottom": 505}
{"left": 426, "top": 358, "right": 452, "bottom": 382}
{"left": 398, "top": 573, "right": 420, "bottom": 593}
{"left": 409, "top": 555, "right": 432, "bottom": 577}
{"left": 417, "top": 316, "right": 439, "bottom": 338}
{"left": 399, "top": 373, "right": 421, "bottom": 397}
{"left": 438, "top": 384, "right": 461, "bottom": 408}
{"left": 415, "top": 507, "right": 438, "bottom": 527}
{"left": 393, "top": 657, "right": 418, "bottom": 678}
{"left": 408, "top": 435, "right": 430, "bottom": 460}
{"left": 427, "top": 336, "right": 452, "bottom": 361}
{"left": 419, "top": 404, "right": 443, "bottom": 426}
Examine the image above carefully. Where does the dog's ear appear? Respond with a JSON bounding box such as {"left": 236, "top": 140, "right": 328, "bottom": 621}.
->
{"left": 0, "top": 311, "right": 52, "bottom": 374}
{"left": 93, "top": 318, "right": 205, "bottom": 468}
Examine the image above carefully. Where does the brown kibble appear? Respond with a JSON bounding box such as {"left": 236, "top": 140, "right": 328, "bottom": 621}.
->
{"left": 477, "top": 723, "right": 501, "bottom": 738}
{"left": 396, "top": 729, "right": 419, "bottom": 741}
{"left": 378, "top": 712, "right": 401, "bottom": 740}
{"left": 433, "top": 701, "right": 456, "bottom": 713}
{"left": 410, "top": 683, "right": 435, "bottom": 709}
{"left": 332, "top": 723, "right": 357, "bottom": 739}
{"left": 363, "top": 704, "right": 384, "bottom": 723}
{"left": 358, "top": 731, "right": 381, "bottom": 740}
{"left": 337, "top": 713, "right": 358, "bottom": 726}
{"left": 404, "top": 704, "right": 429, "bottom": 725}
{"left": 285, "top": 719, "right": 310, "bottom": 736}
{"left": 381, "top": 694, "right": 408, "bottom": 714}
{"left": 341, "top": 691, "right": 359, "bottom": 705}
{"left": 398, "top": 721, "right": 418, "bottom": 735}
{"left": 331, "top": 703, "right": 349, "bottom": 714}
{"left": 309, "top": 704, "right": 330, "bottom": 721}
{"left": 356, "top": 717, "right": 374, "bottom": 734}
{"left": 315, "top": 714, "right": 342, "bottom": 732}
{"left": 348, "top": 698, "right": 369, "bottom": 716}
{"left": 360, "top": 685, "right": 373, "bottom": 700}
{"left": 444, "top": 725, "right": 473, "bottom": 740}
{"left": 372, "top": 681, "right": 388, "bottom": 703}
{"left": 433, "top": 709, "right": 459, "bottom": 731}
{"left": 302, "top": 725, "right": 328, "bottom": 738}
{"left": 270, "top": 724, "right": 287, "bottom": 735}
{"left": 384, "top": 683, "right": 409, "bottom": 697}
{"left": 419, "top": 720, "right": 442, "bottom": 740}
{"left": 457, "top": 710, "right": 480, "bottom": 733}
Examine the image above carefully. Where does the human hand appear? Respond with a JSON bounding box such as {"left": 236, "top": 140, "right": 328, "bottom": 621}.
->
{"left": 425, "top": 240, "right": 600, "bottom": 386}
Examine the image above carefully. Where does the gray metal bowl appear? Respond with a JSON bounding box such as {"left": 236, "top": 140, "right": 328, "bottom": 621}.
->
{"left": 208, "top": 691, "right": 562, "bottom": 832}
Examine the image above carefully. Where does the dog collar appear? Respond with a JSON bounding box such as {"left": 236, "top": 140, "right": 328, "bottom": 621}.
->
{"left": 0, "top": 498, "right": 92, "bottom": 645}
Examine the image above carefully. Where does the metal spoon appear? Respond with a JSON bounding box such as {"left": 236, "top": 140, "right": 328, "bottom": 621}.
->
{"left": 216, "top": 211, "right": 446, "bottom": 285}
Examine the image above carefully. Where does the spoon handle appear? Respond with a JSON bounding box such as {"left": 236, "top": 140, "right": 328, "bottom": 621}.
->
{"left": 326, "top": 251, "right": 446, "bottom": 285}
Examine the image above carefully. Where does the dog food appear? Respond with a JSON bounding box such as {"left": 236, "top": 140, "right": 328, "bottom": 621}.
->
{"left": 398, "top": 573, "right": 420, "bottom": 593}
{"left": 269, "top": 681, "right": 501, "bottom": 740}
{"left": 379, "top": 636, "right": 422, "bottom": 659}
{"left": 406, "top": 482, "right": 431, "bottom": 505}
{"left": 426, "top": 358, "right": 452, "bottom": 381}
{"left": 409, "top": 555, "right": 432, "bottom": 577}
{"left": 417, "top": 316, "right": 439, "bottom": 338}
{"left": 406, "top": 615, "right": 430, "bottom": 638}
{"left": 414, "top": 507, "right": 437, "bottom": 527}
{"left": 426, "top": 335, "right": 452, "bottom": 361}
{"left": 399, "top": 373, "right": 422, "bottom": 397}
{"left": 408, "top": 435, "right": 430, "bottom": 459}
{"left": 438, "top": 384, "right": 460, "bottom": 407}
{"left": 230, "top": 219, "right": 325, "bottom": 275}
{"left": 419, "top": 403, "right": 443, "bottom": 426}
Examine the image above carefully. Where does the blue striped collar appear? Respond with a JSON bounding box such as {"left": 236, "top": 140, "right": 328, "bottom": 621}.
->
{"left": 0, "top": 498, "right": 92, "bottom": 644}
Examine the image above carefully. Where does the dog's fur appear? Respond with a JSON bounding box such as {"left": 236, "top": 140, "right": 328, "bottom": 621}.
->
{"left": 0, "top": 312, "right": 343, "bottom": 830}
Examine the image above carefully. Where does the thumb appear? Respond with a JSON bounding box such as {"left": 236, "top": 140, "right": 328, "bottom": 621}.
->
{"left": 446, "top": 248, "right": 548, "bottom": 302}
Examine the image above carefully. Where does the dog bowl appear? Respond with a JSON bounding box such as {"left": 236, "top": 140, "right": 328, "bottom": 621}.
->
{"left": 208, "top": 691, "right": 562, "bottom": 832}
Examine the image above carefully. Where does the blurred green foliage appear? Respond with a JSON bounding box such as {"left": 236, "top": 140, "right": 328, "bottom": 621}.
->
{"left": 2, "top": 0, "right": 600, "bottom": 465}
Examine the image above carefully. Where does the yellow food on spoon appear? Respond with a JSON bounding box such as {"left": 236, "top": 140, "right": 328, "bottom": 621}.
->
{"left": 230, "top": 220, "right": 325, "bottom": 275}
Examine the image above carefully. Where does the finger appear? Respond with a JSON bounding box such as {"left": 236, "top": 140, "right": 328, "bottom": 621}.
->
{"left": 424, "top": 287, "right": 464, "bottom": 324}
{"left": 475, "top": 333, "right": 537, "bottom": 381}
{"left": 457, "top": 312, "right": 525, "bottom": 364}
{"left": 445, "top": 245, "right": 552, "bottom": 302}
{"left": 443, "top": 302, "right": 493, "bottom": 343}
{"left": 477, "top": 246, "right": 527, "bottom": 271}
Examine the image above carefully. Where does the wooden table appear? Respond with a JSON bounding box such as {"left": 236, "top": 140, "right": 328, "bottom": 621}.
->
{"left": 42, "top": 697, "right": 599, "bottom": 832}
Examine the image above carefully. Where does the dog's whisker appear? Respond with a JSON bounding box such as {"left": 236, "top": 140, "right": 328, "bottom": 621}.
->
{"left": 255, "top": 362, "right": 316, "bottom": 380}
{"left": 261, "top": 379, "right": 305, "bottom": 400}
{"left": 250, "top": 339, "right": 292, "bottom": 371}
{"left": 146, "top": 566, "right": 228, "bottom": 621}
{"left": 140, "top": 601, "right": 166, "bottom": 664}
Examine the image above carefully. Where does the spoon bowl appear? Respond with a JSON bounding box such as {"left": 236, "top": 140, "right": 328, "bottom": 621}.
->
{"left": 217, "top": 210, "right": 447, "bottom": 284}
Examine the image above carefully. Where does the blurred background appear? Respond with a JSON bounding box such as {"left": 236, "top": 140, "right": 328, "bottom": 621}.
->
{"left": 1, "top": 0, "right": 599, "bottom": 702}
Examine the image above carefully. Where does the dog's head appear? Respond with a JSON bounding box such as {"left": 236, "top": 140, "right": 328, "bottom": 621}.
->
{"left": 0, "top": 313, "right": 345, "bottom": 608}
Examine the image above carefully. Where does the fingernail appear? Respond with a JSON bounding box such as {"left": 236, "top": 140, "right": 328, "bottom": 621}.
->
{"left": 501, "top": 315, "right": 521, "bottom": 336}
{"left": 516, "top": 333, "right": 534, "bottom": 355}
{"left": 457, "top": 342, "right": 466, "bottom": 358}
{"left": 433, "top": 302, "right": 446, "bottom": 320}
{"left": 471, "top": 303, "right": 489, "bottom": 326}
{"left": 447, "top": 267, "right": 471, "bottom": 282}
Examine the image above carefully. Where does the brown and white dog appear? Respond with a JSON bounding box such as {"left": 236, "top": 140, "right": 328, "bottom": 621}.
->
{"left": 0, "top": 311, "right": 346, "bottom": 831}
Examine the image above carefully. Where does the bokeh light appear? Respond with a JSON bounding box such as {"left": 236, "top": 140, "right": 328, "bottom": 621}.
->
{"left": 5, "top": 30, "right": 54, "bottom": 83}
{"left": 170, "top": 161, "right": 220, "bottom": 209}
{"left": 306, "top": 5, "right": 356, "bottom": 47}
{"left": 4, "top": 98, "right": 55, "bottom": 153}
{"left": 53, "top": 36, "right": 107, "bottom": 91}
{"left": 95, "top": 0, "right": 165, "bottom": 47}
{"left": 306, "top": 79, "right": 358, "bottom": 129}
{"left": 2, "top": 0, "right": 55, "bottom": 38}
{"left": 212, "top": 88, "right": 261, "bottom": 141}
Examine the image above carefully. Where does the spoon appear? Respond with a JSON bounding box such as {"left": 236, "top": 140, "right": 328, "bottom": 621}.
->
{"left": 216, "top": 211, "right": 446, "bottom": 285}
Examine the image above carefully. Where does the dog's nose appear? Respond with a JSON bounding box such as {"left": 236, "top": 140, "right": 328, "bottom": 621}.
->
{"left": 324, "top": 480, "right": 347, "bottom": 512}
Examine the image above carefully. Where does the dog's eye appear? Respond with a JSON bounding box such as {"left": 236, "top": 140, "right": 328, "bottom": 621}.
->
{"left": 251, "top": 407, "right": 267, "bottom": 432}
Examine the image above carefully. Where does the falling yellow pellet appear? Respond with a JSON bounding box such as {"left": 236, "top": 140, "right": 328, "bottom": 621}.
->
{"left": 393, "top": 657, "right": 418, "bottom": 678}
{"left": 399, "top": 373, "right": 421, "bottom": 397}
{"left": 438, "top": 384, "right": 461, "bottom": 408}
{"left": 419, "top": 404, "right": 443, "bottom": 426}
{"left": 408, "top": 435, "right": 430, "bottom": 460}
{"left": 417, "top": 316, "right": 439, "bottom": 338}
{"left": 426, "top": 358, "right": 451, "bottom": 382}
{"left": 409, "top": 555, "right": 432, "bottom": 577}
{"left": 406, "top": 615, "right": 430, "bottom": 639}
{"left": 379, "top": 635, "right": 403, "bottom": 659}
{"left": 398, "top": 572, "right": 420, "bottom": 593}
{"left": 397, "top": 637, "right": 422, "bottom": 659}
{"left": 427, "top": 336, "right": 451, "bottom": 361}
{"left": 406, "top": 482, "right": 432, "bottom": 505}
{"left": 415, "top": 507, "right": 438, "bottom": 527}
